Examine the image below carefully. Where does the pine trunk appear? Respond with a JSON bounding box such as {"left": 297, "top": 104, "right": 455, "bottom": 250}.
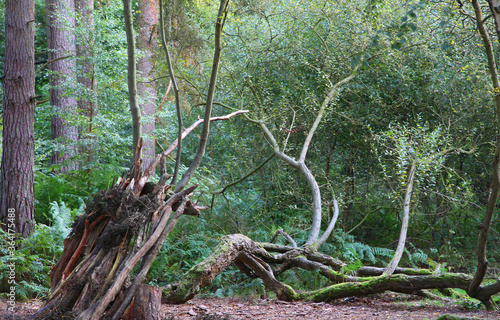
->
{"left": 0, "top": 0, "right": 36, "bottom": 238}
{"left": 75, "top": 0, "right": 97, "bottom": 164}
{"left": 47, "top": 0, "right": 79, "bottom": 172}
{"left": 137, "top": 0, "right": 159, "bottom": 170}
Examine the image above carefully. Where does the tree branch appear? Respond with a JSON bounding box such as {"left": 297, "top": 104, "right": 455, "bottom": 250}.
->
{"left": 175, "top": 0, "right": 230, "bottom": 192}
{"left": 299, "top": 65, "right": 360, "bottom": 162}
{"left": 136, "top": 110, "right": 248, "bottom": 193}
{"left": 159, "top": 0, "right": 183, "bottom": 185}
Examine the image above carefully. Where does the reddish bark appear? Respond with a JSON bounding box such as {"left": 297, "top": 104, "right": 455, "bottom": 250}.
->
{"left": 138, "top": 0, "right": 159, "bottom": 170}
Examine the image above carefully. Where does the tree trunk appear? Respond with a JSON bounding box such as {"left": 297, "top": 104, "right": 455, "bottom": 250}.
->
{"left": 163, "top": 233, "right": 489, "bottom": 305}
{"left": 130, "top": 284, "right": 161, "bottom": 320}
{"left": 75, "top": 0, "right": 97, "bottom": 166}
{"left": 0, "top": 0, "right": 36, "bottom": 238}
{"left": 468, "top": 1, "right": 500, "bottom": 309}
{"left": 47, "top": 0, "right": 79, "bottom": 173}
{"left": 137, "top": 0, "right": 158, "bottom": 170}
{"left": 123, "top": 0, "right": 142, "bottom": 157}
{"left": 383, "top": 162, "right": 416, "bottom": 276}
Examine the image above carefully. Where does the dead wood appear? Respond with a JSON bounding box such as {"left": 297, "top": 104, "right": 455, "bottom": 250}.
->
{"left": 161, "top": 233, "right": 500, "bottom": 307}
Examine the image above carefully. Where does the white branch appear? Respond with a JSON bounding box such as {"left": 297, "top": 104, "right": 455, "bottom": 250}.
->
{"left": 299, "top": 66, "right": 359, "bottom": 162}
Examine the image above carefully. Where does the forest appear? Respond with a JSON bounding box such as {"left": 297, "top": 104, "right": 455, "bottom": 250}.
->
{"left": 1, "top": 0, "right": 500, "bottom": 319}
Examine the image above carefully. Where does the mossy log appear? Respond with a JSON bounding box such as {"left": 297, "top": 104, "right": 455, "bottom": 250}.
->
{"left": 161, "top": 233, "right": 493, "bottom": 305}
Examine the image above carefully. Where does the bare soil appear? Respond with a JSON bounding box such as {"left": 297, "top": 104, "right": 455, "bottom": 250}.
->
{"left": 1, "top": 294, "right": 500, "bottom": 320}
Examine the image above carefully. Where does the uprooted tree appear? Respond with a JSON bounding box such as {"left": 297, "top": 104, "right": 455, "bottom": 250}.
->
{"left": 32, "top": 1, "right": 500, "bottom": 319}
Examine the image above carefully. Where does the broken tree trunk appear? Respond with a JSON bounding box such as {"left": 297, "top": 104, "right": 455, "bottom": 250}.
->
{"left": 31, "top": 165, "right": 198, "bottom": 320}
{"left": 31, "top": 109, "right": 247, "bottom": 320}
{"left": 162, "top": 234, "right": 500, "bottom": 306}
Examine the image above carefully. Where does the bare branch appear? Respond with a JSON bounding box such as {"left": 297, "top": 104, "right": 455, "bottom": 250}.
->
{"left": 159, "top": 0, "right": 183, "bottom": 185}
{"left": 299, "top": 65, "right": 360, "bottom": 162}
{"left": 175, "top": 0, "right": 230, "bottom": 192}
{"left": 136, "top": 110, "right": 249, "bottom": 193}
{"left": 316, "top": 199, "right": 340, "bottom": 249}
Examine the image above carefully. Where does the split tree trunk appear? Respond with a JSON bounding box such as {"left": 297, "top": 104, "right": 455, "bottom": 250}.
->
{"left": 31, "top": 111, "right": 247, "bottom": 320}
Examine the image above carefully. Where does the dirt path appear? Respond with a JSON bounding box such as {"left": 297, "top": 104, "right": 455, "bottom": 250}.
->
{"left": 160, "top": 295, "right": 500, "bottom": 320}
{"left": 1, "top": 294, "right": 500, "bottom": 319}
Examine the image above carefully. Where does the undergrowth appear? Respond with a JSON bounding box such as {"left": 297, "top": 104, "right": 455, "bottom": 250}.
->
{"left": 0, "top": 201, "right": 79, "bottom": 300}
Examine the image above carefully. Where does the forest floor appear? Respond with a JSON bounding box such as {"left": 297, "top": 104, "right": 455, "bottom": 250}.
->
{"left": 2, "top": 293, "right": 500, "bottom": 320}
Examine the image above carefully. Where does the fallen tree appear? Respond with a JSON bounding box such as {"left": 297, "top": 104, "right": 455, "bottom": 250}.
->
{"left": 163, "top": 234, "right": 498, "bottom": 306}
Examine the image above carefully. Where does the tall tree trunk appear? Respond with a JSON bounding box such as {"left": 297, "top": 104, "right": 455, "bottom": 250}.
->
{"left": 47, "top": 0, "right": 79, "bottom": 173}
{"left": 123, "top": 0, "right": 142, "bottom": 158}
{"left": 467, "top": 1, "right": 500, "bottom": 308}
{"left": 0, "top": 0, "right": 36, "bottom": 237}
{"left": 75, "top": 0, "right": 97, "bottom": 166}
{"left": 342, "top": 153, "right": 354, "bottom": 232}
{"left": 137, "top": 0, "right": 159, "bottom": 170}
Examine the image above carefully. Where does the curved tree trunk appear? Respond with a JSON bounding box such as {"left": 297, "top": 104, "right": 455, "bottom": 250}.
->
{"left": 383, "top": 162, "right": 416, "bottom": 276}
{"left": 468, "top": 1, "right": 500, "bottom": 309}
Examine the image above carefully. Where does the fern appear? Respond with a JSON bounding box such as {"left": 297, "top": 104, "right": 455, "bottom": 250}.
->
{"left": 344, "top": 242, "right": 394, "bottom": 264}
{"left": 404, "top": 247, "right": 429, "bottom": 268}
{"left": 17, "top": 280, "right": 50, "bottom": 300}
{"left": 49, "top": 201, "right": 73, "bottom": 240}
{"left": 371, "top": 246, "right": 395, "bottom": 259}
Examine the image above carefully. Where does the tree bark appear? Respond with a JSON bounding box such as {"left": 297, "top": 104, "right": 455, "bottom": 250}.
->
{"left": 75, "top": 0, "right": 97, "bottom": 165}
{"left": 47, "top": 0, "right": 79, "bottom": 172}
{"left": 468, "top": 1, "right": 500, "bottom": 308}
{"left": 137, "top": 0, "right": 158, "bottom": 170}
{"left": 130, "top": 284, "right": 161, "bottom": 320}
{"left": 0, "top": 0, "right": 36, "bottom": 238}
{"left": 123, "top": 0, "right": 142, "bottom": 157}
{"left": 163, "top": 233, "right": 488, "bottom": 305}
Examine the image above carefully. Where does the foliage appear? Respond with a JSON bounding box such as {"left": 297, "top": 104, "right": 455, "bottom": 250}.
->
{"left": 5, "top": 0, "right": 500, "bottom": 302}
{"left": 0, "top": 202, "right": 76, "bottom": 300}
